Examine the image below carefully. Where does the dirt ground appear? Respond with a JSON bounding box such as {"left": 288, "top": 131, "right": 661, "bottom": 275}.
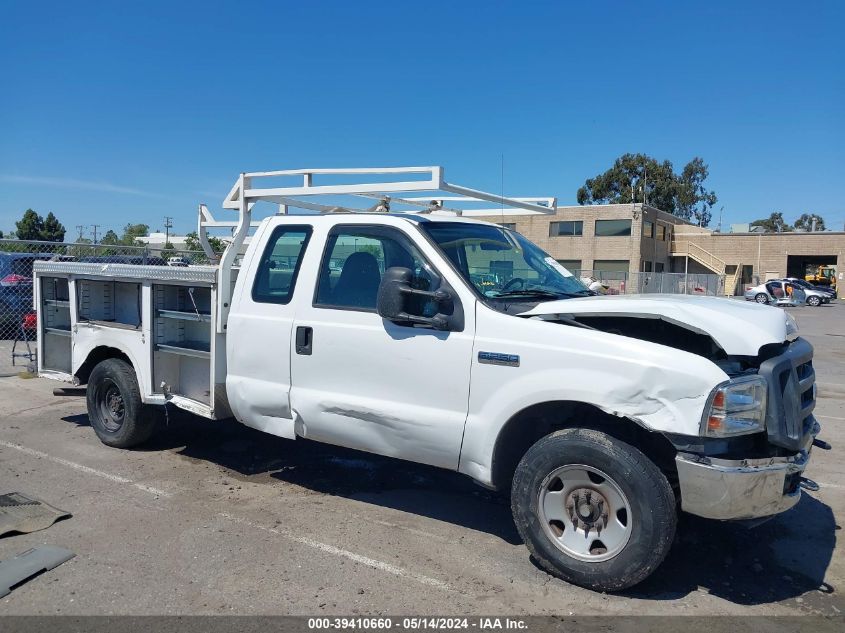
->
{"left": 0, "top": 301, "right": 843, "bottom": 616}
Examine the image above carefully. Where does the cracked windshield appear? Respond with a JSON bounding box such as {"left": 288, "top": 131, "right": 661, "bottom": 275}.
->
{"left": 421, "top": 222, "right": 592, "bottom": 300}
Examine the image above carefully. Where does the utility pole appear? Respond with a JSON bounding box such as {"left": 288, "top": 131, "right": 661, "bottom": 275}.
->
{"left": 717, "top": 206, "right": 724, "bottom": 233}
{"left": 91, "top": 224, "right": 100, "bottom": 244}
{"left": 164, "top": 216, "right": 173, "bottom": 247}
{"left": 75, "top": 225, "right": 86, "bottom": 241}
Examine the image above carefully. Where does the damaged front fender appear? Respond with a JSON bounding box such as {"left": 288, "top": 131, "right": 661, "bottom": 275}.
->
{"left": 458, "top": 308, "right": 728, "bottom": 486}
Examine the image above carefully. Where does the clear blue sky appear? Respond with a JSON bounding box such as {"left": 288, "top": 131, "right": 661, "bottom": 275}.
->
{"left": 1, "top": 0, "right": 843, "bottom": 238}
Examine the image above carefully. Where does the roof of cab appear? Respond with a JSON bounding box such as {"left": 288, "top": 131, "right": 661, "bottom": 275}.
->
{"left": 269, "top": 212, "right": 500, "bottom": 227}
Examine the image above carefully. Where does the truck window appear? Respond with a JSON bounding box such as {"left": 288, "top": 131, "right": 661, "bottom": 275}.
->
{"left": 252, "top": 226, "right": 312, "bottom": 304}
{"left": 314, "top": 226, "right": 437, "bottom": 312}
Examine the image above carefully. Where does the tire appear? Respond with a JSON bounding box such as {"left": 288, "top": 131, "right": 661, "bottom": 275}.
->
{"left": 807, "top": 295, "right": 821, "bottom": 307}
{"left": 511, "top": 428, "right": 676, "bottom": 592}
{"left": 86, "top": 358, "right": 159, "bottom": 448}
{"left": 755, "top": 293, "right": 769, "bottom": 304}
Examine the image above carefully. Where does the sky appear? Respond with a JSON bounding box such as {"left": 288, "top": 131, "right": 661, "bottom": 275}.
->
{"left": 1, "top": 0, "right": 843, "bottom": 238}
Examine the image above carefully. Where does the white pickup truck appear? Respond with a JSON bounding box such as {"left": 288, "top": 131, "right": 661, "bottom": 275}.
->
{"left": 33, "top": 167, "right": 825, "bottom": 591}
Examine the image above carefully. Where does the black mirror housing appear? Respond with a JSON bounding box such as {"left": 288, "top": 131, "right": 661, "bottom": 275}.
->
{"left": 376, "top": 267, "right": 464, "bottom": 332}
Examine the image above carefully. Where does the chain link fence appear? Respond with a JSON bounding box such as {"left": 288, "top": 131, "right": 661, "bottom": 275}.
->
{"left": 0, "top": 239, "right": 211, "bottom": 376}
{"left": 575, "top": 270, "right": 726, "bottom": 297}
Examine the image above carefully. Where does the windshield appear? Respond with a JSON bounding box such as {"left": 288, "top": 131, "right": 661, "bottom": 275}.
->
{"left": 420, "top": 222, "right": 591, "bottom": 300}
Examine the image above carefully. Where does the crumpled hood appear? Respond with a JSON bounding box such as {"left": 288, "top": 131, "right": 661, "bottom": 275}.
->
{"left": 519, "top": 294, "right": 788, "bottom": 356}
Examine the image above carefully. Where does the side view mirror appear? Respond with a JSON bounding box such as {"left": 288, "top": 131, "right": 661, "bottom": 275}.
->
{"left": 376, "top": 267, "right": 464, "bottom": 331}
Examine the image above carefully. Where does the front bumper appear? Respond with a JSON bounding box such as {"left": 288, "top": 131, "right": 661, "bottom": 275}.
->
{"left": 675, "top": 420, "right": 819, "bottom": 521}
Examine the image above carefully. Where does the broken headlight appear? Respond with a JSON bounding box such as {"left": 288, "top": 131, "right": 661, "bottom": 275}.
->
{"left": 701, "top": 375, "right": 768, "bottom": 437}
{"left": 785, "top": 312, "right": 799, "bottom": 339}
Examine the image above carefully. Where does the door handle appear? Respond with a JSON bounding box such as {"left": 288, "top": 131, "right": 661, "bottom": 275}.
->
{"left": 295, "top": 326, "right": 313, "bottom": 355}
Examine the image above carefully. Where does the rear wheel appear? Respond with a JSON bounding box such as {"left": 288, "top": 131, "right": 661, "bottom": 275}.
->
{"left": 86, "top": 358, "right": 159, "bottom": 448}
{"left": 807, "top": 295, "right": 821, "bottom": 307}
{"left": 511, "top": 428, "right": 676, "bottom": 591}
{"left": 755, "top": 293, "right": 769, "bottom": 304}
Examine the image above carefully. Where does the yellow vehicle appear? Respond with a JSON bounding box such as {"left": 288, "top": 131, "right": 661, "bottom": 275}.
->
{"left": 805, "top": 265, "right": 836, "bottom": 290}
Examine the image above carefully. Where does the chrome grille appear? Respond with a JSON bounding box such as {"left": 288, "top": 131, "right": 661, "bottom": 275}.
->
{"left": 758, "top": 338, "right": 816, "bottom": 451}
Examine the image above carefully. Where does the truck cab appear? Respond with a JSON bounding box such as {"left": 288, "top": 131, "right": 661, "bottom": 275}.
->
{"left": 34, "top": 167, "right": 827, "bottom": 592}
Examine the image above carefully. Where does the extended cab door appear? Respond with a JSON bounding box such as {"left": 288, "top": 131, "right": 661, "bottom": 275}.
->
{"left": 289, "top": 222, "right": 475, "bottom": 469}
{"left": 226, "top": 223, "right": 314, "bottom": 438}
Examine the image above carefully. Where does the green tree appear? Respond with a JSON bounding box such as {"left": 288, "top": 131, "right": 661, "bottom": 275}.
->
{"left": 793, "top": 213, "right": 826, "bottom": 232}
{"left": 751, "top": 212, "right": 792, "bottom": 233}
{"left": 183, "top": 231, "right": 225, "bottom": 263}
{"left": 41, "top": 212, "right": 66, "bottom": 242}
{"left": 100, "top": 230, "right": 121, "bottom": 245}
{"left": 15, "top": 209, "right": 44, "bottom": 240}
{"left": 577, "top": 154, "right": 719, "bottom": 226}
{"left": 676, "top": 158, "right": 717, "bottom": 227}
{"left": 184, "top": 231, "right": 225, "bottom": 253}
{"left": 119, "top": 223, "right": 149, "bottom": 246}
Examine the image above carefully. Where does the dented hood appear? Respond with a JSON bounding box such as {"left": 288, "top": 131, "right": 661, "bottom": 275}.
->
{"left": 519, "top": 294, "right": 788, "bottom": 356}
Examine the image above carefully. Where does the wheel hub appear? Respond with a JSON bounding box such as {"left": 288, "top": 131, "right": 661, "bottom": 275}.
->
{"left": 568, "top": 488, "right": 609, "bottom": 535}
{"left": 537, "top": 464, "right": 632, "bottom": 562}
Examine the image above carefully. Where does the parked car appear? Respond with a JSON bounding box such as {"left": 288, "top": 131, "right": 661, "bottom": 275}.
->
{"left": 167, "top": 256, "right": 189, "bottom": 267}
{"left": 744, "top": 280, "right": 818, "bottom": 306}
{"left": 783, "top": 277, "right": 836, "bottom": 299}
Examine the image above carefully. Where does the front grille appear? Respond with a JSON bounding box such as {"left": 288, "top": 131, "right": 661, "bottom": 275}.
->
{"left": 758, "top": 338, "right": 816, "bottom": 451}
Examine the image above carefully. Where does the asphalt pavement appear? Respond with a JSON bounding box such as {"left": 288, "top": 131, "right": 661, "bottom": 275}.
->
{"left": 0, "top": 301, "right": 843, "bottom": 615}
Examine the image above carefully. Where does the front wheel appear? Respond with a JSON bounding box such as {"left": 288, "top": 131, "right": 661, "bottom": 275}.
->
{"left": 87, "top": 358, "right": 159, "bottom": 448}
{"left": 807, "top": 295, "right": 821, "bottom": 307}
{"left": 755, "top": 293, "right": 769, "bottom": 304}
{"left": 511, "top": 428, "right": 676, "bottom": 591}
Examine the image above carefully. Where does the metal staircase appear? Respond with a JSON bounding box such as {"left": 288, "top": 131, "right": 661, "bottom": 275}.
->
{"left": 671, "top": 240, "right": 739, "bottom": 296}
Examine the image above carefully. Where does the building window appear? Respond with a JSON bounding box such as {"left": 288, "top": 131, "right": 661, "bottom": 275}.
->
{"left": 595, "top": 219, "right": 632, "bottom": 237}
{"left": 643, "top": 220, "right": 654, "bottom": 238}
{"left": 655, "top": 262, "right": 665, "bottom": 272}
{"left": 642, "top": 261, "right": 653, "bottom": 272}
{"left": 556, "top": 260, "right": 582, "bottom": 274}
{"left": 498, "top": 223, "right": 516, "bottom": 231}
{"left": 592, "top": 260, "right": 629, "bottom": 273}
{"left": 549, "top": 221, "right": 583, "bottom": 236}
{"left": 657, "top": 224, "right": 667, "bottom": 241}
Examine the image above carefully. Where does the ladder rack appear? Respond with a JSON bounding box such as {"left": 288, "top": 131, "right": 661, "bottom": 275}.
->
{"left": 198, "top": 166, "right": 557, "bottom": 332}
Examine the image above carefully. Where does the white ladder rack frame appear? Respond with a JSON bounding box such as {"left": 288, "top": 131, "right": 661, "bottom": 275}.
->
{"left": 199, "top": 166, "right": 557, "bottom": 332}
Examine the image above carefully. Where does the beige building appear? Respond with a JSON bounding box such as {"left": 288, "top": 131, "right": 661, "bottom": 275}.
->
{"left": 485, "top": 203, "right": 844, "bottom": 295}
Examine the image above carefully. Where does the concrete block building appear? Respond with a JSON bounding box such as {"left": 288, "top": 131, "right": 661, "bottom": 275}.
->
{"left": 483, "top": 203, "right": 844, "bottom": 295}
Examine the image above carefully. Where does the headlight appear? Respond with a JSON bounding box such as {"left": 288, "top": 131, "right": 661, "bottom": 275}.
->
{"left": 701, "top": 375, "right": 768, "bottom": 437}
{"left": 785, "top": 312, "right": 799, "bottom": 338}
